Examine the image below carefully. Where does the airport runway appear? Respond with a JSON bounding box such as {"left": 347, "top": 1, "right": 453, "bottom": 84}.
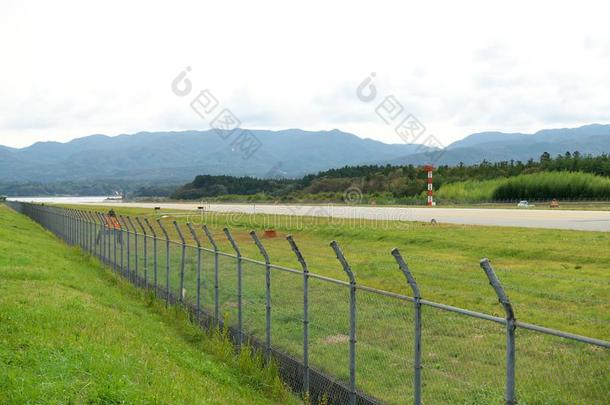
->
{"left": 77, "top": 202, "right": 610, "bottom": 232}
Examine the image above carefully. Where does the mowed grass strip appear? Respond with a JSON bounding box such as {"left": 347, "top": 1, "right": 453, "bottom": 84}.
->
{"left": 0, "top": 205, "right": 297, "bottom": 404}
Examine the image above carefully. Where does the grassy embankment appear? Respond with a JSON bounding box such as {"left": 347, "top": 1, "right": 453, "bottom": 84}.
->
{"left": 63, "top": 204, "right": 610, "bottom": 404}
{"left": 0, "top": 204, "right": 297, "bottom": 404}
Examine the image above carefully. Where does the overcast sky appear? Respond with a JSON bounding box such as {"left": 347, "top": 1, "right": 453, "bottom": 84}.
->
{"left": 1, "top": 0, "right": 609, "bottom": 148}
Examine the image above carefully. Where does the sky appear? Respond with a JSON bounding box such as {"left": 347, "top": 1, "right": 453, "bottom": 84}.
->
{"left": 1, "top": 0, "right": 610, "bottom": 149}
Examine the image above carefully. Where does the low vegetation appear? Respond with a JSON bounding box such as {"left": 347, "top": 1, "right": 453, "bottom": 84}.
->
{"left": 0, "top": 205, "right": 295, "bottom": 404}
{"left": 171, "top": 152, "right": 610, "bottom": 203}
{"left": 437, "top": 171, "right": 610, "bottom": 201}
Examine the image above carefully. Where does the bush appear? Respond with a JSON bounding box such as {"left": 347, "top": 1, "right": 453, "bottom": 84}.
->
{"left": 493, "top": 171, "right": 610, "bottom": 200}
{"left": 436, "top": 171, "right": 610, "bottom": 202}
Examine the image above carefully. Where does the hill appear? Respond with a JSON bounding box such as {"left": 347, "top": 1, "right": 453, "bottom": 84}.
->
{"left": 1, "top": 124, "right": 609, "bottom": 196}
{"left": 392, "top": 124, "right": 610, "bottom": 165}
{"left": 0, "top": 129, "right": 430, "bottom": 183}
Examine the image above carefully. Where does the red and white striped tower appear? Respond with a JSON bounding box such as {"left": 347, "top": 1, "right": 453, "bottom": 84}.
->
{"left": 424, "top": 165, "right": 434, "bottom": 206}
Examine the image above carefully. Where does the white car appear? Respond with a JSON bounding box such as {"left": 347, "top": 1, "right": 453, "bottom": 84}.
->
{"left": 517, "top": 200, "right": 530, "bottom": 208}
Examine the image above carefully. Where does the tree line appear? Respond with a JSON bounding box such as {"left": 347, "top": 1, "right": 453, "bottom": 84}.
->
{"left": 171, "top": 152, "right": 610, "bottom": 200}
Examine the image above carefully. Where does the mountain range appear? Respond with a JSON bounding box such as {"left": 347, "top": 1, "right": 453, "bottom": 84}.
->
{"left": 1, "top": 124, "right": 609, "bottom": 183}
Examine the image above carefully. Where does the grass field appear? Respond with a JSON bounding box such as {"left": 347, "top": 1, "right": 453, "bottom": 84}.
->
{"left": 0, "top": 204, "right": 296, "bottom": 404}
{"left": 58, "top": 203, "right": 610, "bottom": 404}
{"left": 436, "top": 171, "right": 610, "bottom": 202}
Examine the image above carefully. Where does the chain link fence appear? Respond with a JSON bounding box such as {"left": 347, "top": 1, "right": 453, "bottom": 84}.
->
{"left": 6, "top": 201, "right": 609, "bottom": 404}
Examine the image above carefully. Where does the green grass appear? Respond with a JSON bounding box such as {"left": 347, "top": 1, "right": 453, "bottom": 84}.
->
{"left": 436, "top": 171, "right": 610, "bottom": 202}
{"left": 0, "top": 205, "right": 297, "bottom": 404}
{"left": 63, "top": 204, "right": 610, "bottom": 404}
{"left": 436, "top": 178, "right": 501, "bottom": 201}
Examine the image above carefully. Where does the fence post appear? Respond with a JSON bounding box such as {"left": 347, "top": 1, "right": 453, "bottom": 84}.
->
{"left": 75, "top": 210, "right": 84, "bottom": 250}
{"left": 287, "top": 235, "right": 310, "bottom": 396}
{"left": 392, "top": 248, "right": 422, "bottom": 405}
{"left": 110, "top": 213, "right": 118, "bottom": 272}
{"left": 224, "top": 228, "right": 244, "bottom": 349}
{"left": 119, "top": 216, "right": 131, "bottom": 281}
{"left": 88, "top": 211, "right": 96, "bottom": 254}
{"left": 92, "top": 212, "right": 101, "bottom": 258}
{"left": 203, "top": 225, "right": 220, "bottom": 325}
{"left": 128, "top": 217, "right": 139, "bottom": 286}
{"left": 173, "top": 221, "right": 187, "bottom": 303}
{"left": 157, "top": 219, "right": 170, "bottom": 307}
{"left": 187, "top": 223, "right": 202, "bottom": 320}
{"left": 74, "top": 209, "right": 80, "bottom": 246}
{"left": 136, "top": 218, "right": 148, "bottom": 287}
{"left": 67, "top": 209, "right": 73, "bottom": 245}
{"left": 80, "top": 210, "right": 86, "bottom": 249}
{"left": 75, "top": 210, "right": 83, "bottom": 250}
{"left": 480, "top": 258, "right": 516, "bottom": 405}
{"left": 119, "top": 215, "right": 125, "bottom": 276}
{"left": 330, "top": 240, "right": 357, "bottom": 405}
{"left": 72, "top": 210, "right": 79, "bottom": 247}
{"left": 62, "top": 208, "right": 68, "bottom": 243}
{"left": 250, "top": 230, "right": 271, "bottom": 362}
{"left": 78, "top": 210, "right": 86, "bottom": 249}
{"left": 96, "top": 212, "right": 106, "bottom": 263}
{"left": 144, "top": 218, "right": 158, "bottom": 294}
{"left": 88, "top": 211, "right": 96, "bottom": 255}
{"left": 63, "top": 208, "right": 69, "bottom": 242}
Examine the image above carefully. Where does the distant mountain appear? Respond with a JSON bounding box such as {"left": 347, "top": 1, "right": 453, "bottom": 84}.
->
{"left": 0, "top": 129, "right": 431, "bottom": 182}
{"left": 389, "top": 124, "right": 610, "bottom": 166}
{"left": 2, "top": 124, "right": 609, "bottom": 186}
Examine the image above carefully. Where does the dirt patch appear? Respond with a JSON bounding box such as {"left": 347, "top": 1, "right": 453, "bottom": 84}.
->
{"left": 322, "top": 334, "right": 349, "bottom": 344}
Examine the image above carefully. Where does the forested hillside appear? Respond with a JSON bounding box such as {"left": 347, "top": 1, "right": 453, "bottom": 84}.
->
{"left": 172, "top": 152, "right": 610, "bottom": 202}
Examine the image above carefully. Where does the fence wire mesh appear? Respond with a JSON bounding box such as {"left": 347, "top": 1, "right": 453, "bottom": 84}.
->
{"left": 421, "top": 305, "right": 505, "bottom": 403}
{"left": 5, "top": 201, "right": 609, "bottom": 405}
{"left": 515, "top": 327, "right": 610, "bottom": 403}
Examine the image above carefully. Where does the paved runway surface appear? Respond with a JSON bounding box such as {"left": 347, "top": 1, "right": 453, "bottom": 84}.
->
{"left": 77, "top": 202, "right": 610, "bottom": 232}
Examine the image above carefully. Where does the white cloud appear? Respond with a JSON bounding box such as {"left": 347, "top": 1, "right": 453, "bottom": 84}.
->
{"left": 1, "top": 0, "right": 609, "bottom": 148}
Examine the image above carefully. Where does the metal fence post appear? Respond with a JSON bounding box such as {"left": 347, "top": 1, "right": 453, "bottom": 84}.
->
{"left": 392, "top": 248, "right": 422, "bottom": 405}
{"left": 224, "top": 228, "right": 243, "bottom": 349}
{"left": 144, "top": 218, "right": 158, "bottom": 294}
{"left": 67, "top": 209, "right": 73, "bottom": 245}
{"left": 287, "top": 235, "right": 310, "bottom": 396}
{"left": 173, "top": 221, "right": 187, "bottom": 303}
{"left": 78, "top": 210, "right": 85, "bottom": 249}
{"left": 75, "top": 210, "right": 83, "bottom": 250}
{"left": 96, "top": 212, "right": 106, "bottom": 263}
{"left": 108, "top": 211, "right": 118, "bottom": 273}
{"left": 157, "top": 219, "right": 170, "bottom": 307}
{"left": 187, "top": 223, "right": 202, "bottom": 320}
{"left": 92, "top": 212, "right": 101, "bottom": 258}
{"left": 128, "top": 217, "right": 139, "bottom": 286}
{"left": 71, "top": 210, "right": 79, "bottom": 247}
{"left": 203, "top": 225, "right": 220, "bottom": 325}
{"left": 136, "top": 218, "right": 148, "bottom": 287}
{"left": 330, "top": 240, "right": 357, "bottom": 405}
{"left": 250, "top": 230, "right": 271, "bottom": 362}
{"left": 80, "top": 210, "right": 86, "bottom": 249}
{"left": 87, "top": 211, "right": 95, "bottom": 254}
{"left": 119, "top": 215, "right": 125, "bottom": 276}
{"left": 63, "top": 208, "right": 69, "bottom": 242}
{"left": 480, "top": 258, "right": 516, "bottom": 405}
{"left": 119, "top": 216, "right": 131, "bottom": 281}
{"left": 88, "top": 211, "right": 95, "bottom": 257}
